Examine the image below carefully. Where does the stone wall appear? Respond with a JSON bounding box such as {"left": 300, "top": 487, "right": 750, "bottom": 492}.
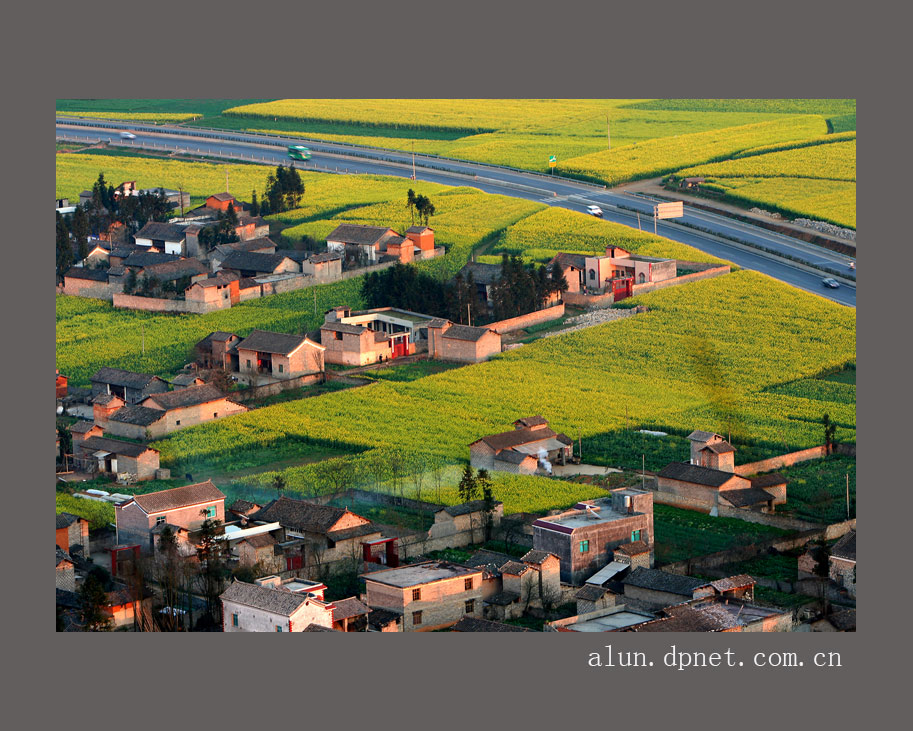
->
{"left": 488, "top": 304, "right": 565, "bottom": 334}
{"left": 112, "top": 293, "right": 213, "bottom": 314}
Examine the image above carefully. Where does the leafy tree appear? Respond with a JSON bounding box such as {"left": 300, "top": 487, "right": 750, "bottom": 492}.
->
{"left": 549, "top": 259, "right": 569, "bottom": 296}
{"left": 414, "top": 194, "right": 436, "bottom": 226}
{"left": 56, "top": 212, "right": 73, "bottom": 279}
{"left": 57, "top": 424, "right": 72, "bottom": 463}
{"left": 272, "top": 473, "right": 287, "bottom": 499}
{"left": 823, "top": 413, "right": 837, "bottom": 454}
{"left": 458, "top": 463, "right": 478, "bottom": 503}
{"left": 194, "top": 517, "right": 230, "bottom": 629}
{"left": 406, "top": 188, "right": 417, "bottom": 225}
{"left": 78, "top": 574, "right": 113, "bottom": 631}
{"left": 477, "top": 469, "right": 496, "bottom": 541}
{"left": 250, "top": 190, "right": 260, "bottom": 217}
{"left": 123, "top": 268, "right": 137, "bottom": 294}
{"left": 71, "top": 206, "right": 90, "bottom": 261}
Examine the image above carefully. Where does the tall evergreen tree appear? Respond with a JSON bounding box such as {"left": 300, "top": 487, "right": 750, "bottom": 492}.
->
{"left": 457, "top": 463, "right": 478, "bottom": 503}
{"left": 56, "top": 212, "right": 73, "bottom": 279}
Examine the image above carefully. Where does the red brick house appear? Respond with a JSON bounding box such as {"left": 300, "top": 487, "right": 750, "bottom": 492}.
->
{"left": 56, "top": 513, "right": 90, "bottom": 557}
{"left": 470, "top": 416, "right": 572, "bottom": 474}
{"left": 56, "top": 370, "right": 68, "bottom": 399}
{"left": 205, "top": 192, "right": 239, "bottom": 212}
{"left": 405, "top": 225, "right": 435, "bottom": 254}
{"left": 90, "top": 367, "right": 170, "bottom": 405}
{"left": 319, "top": 306, "right": 426, "bottom": 366}
{"left": 74, "top": 436, "right": 161, "bottom": 480}
{"left": 114, "top": 480, "right": 226, "bottom": 551}
{"left": 427, "top": 319, "right": 502, "bottom": 363}
{"left": 325, "top": 223, "right": 402, "bottom": 264}
{"left": 195, "top": 331, "right": 243, "bottom": 370}
{"left": 234, "top": 330, "right": 325, "bottom": 383}
{"left": 533, "top": 490, "right": 654, "bottom": 584}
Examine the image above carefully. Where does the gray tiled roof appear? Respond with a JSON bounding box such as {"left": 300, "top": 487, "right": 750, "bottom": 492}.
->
{"left": 132, "top": 480, "right": 225, "bottom": 514}
{"left": 220, "top": 251, "right": 291, "bottom": 273}
{"left": 220, "top": 580, "right": 308, "bottom": 616}
{"left": 122, "top": 251, "right": 181, "bottom": 268}
{"left": 474, "top": 425, "right": 563, "bottom": 453}
{"left": 236, "top": 329, "right": 308, "bottom": 356}
{"left": 521, "top": 549, "right": 555, "bottom": 565}
{"left": 441, "top": 324, "right": 494, "bottom": 342}
{"left": 326, "top": 224, "right": 396, "bottom": 246}
{"left": 109, "top": 404, "right": 166, "bottom": 426}
{"left": 450, "top": 617, "right": 532, "bottom": 632}
{"left": 623, "top": 567, "right": 710, "bottom": 596}
{"left": 658, "top": 462, "right": 740, "bottom": 488}
{"left": 56, "top": 512, "right": 82, "bottom": 529}
{"left": 64, "top": 267, "right": 108, "bottom": 282}
{"left": 719, "top": 487, "right": 775, "bottom": 507}
{"left": 141, "top": 383, "right": 230, "bottom": 410}
{"left": 250, "top": 497, "right": 357, "bottom": 534}
{"left": 135, "top": 222, "right": 186, "bottom": 241}
{"left": 687, "top": 430, "right": 722, "bottom": 442}
{"left": 332, "top": 597, "right": 369, "bottom": 621}
{"left": 575, "top": 584, "right": 608, "bottom": 601}
{"left": 460, "top": 262, "right": 501, "bottom": 285}
{"left": 91, "top": 367, "right": 163, "bottom": 390}
{"left": 831, "top": 530, "right": 856, "bottom": 561}
{"left": 80, "top": 436, "right": 157, "bottom": 459}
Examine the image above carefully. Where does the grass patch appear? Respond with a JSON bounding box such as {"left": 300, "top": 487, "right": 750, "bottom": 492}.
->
{"left": 359, "top": 360, "right": 466, "bottom": 383}
{"left": 774, "top": 455, "right": 856, "bottom": 523}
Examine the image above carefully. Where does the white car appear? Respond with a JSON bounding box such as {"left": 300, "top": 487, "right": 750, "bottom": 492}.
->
{"left": 586, "top": 205, "right": 603, "bottom": 217}
{"left": 119, "top": 131, "right": 137, "bottom": 140}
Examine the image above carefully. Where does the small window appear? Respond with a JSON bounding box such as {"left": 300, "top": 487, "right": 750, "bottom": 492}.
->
{"left": 631, "top": 529, "right": 642, "bottom": 542}
{"left": 176, "top": 419, "right": 181, "bottom": 426}
{"left": 412, "top": 588, "right": 421, "bottom": 601}
{"left": 246, "top": 359, "right": 251, "bottom": 369}
{"left": 464, "top": 599, "right": 475, "bottom": 614}
{"left": 464, "top": 578, "right": 473, "bottom": 591}
{"left": 412, "top": 611, "right": 423, "bottom": 625}
{"left": 334, "top": 331, "right": 343, "bottom": 341}
{"left": 276, "top": 626, "right": 283, "bottom": 632}
{"left": 589, "top": 269, "right": 596, "bottom": 281}
{"left": 155, "top": 516, "right": 166, "bottom": 526}
{"left": 278, "top": 364, "right": 283, "bottom": 373}
{"left": 232, "top": 613, "right": 239, "bottom": 627}
{"left": 213, "top": 412, "right": 218, "bottom": 418}
{"left": 579, "top": 540, "right": 590, "bottom": 553}
{"left": 204, "top": 506, "right": 216, "bottom": 519}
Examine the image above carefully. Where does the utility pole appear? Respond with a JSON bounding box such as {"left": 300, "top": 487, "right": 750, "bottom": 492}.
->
{"left": 607, "top": 114, "right": 611, "bottom": 150}
{"left": 846, "top": 473, "right": 850, "bottom": 519}
{"left": 637, "top": 211, "right": 641, "bottom": 231}
{"left": 314, "top": 288, "right": 317, "bottom": 316}
{"left": 467, "top": 302, "right": 472, "bottom": 327}
{"left": 412, "top": 142, "right": 416, "bottom": 180}
{"left": 642, "top": 454, "right": 645, "bottom": 489}
{"left": 225, "top": 168, "right": 229, "bottom": 194}
{"left": 653, "top": 206, "right": 657, "bottom": 236}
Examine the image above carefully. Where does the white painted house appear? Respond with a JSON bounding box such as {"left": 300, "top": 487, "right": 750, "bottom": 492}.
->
{"left": 134, "top": 222, "right": 188, "bottom": 256}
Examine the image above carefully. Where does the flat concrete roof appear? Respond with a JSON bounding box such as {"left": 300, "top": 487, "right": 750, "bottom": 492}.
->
{"left": 563, "top": 611, "right": 655, "bottom": 632}
{"left": 362, "top": 561, "right": 480, "bottom": 588}
{"left": 540, "top": 508, "right": 630, "bottom": 530}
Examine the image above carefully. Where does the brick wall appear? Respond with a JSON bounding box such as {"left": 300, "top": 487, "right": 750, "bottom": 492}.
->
{"left": 56, "top": 561, "right": 75, "bottom": 592}
{"left": 62, "top": 278, "right": 122, "bottom": 300}
{"left": 488, "top": 304, "right": 565, "bottom": 334}
{"left": 229, "top": 373, "right": 324, "bottom": 403}
{"left": 112, "top": 293, "right": 215, "bottom": 314}
{"left": 733, "top": 446, "right": 829, "bottom": 476}
{"left": 365, "top": 573, "right": 483, "bottom": 632}
{"left": 117, "top": 451, "right": 161, "bottom": 480}
{"left": 630, "top": 263, "right": 730, "bottom": 297}
{"left": 562, "top": 291, "right": 615, "bottom": 308}
{"left": 222, "top": 600, "right": 293, "bottom": 632}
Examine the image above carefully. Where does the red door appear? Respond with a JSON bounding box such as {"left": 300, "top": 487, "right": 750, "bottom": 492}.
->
{"left": 613, "top": 278, "right": 633, "bottom": 301}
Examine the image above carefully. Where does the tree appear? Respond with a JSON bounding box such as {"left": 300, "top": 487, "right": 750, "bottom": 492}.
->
{"left": 476, "top": 469, "right": 496, "bottom": 542}
{"left": 57, "top": 424, "right": 72, "bottom": 464}
{"left": 549, "top": 259, "right": 569, "bottom": 298}
{"left": 250, "top": 190, "right": 260, "bottom": 217}
{"left": 823, "top": 413, "right": 837, "bottom": 454}
{"left": 71, "top": 206, "right": 90, "bottom": 261}
{"left": 812, "top": 541, "right": 832, "bottom": 614}
{"left": 56, "top": 212, "right": 73, "bottom": 280}
{"left": 194, "top": 516, "right": 230, "bottom": 629}
{"left": 457, "top": 463, "right": 478, "bottom": 503}
{"left": 406, "top": 188, "right": 417, "bottom": 225}
{"left": 154, "top": 526, "right": 189, "bottom": 631}
{"left": 78, "top": 574, "right": 113, "bottom": 632}
{"left": 272, "top": 473, "right": 287, "bottom": 499}
{"left": 414, "top": 194, "right": 436, "bottom": 226}
{"left": 123, "top": 268, "right": 138, "bottom": 295}
{"left": 406, "top": 454, "right": 427, "bottom": 503}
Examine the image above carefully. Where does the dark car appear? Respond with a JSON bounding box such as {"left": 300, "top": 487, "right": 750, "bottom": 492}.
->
{"left": 822, "top": 278, "right": 840, "bottom": 289}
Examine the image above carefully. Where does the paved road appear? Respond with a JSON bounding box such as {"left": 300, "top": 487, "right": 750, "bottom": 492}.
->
{"left": 57, "top": 119, "right": 856, "bottom": 307}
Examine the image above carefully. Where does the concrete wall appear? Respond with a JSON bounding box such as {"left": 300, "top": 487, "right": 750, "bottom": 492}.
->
{"left": 222, "top": 600, "right": 293, "bottom": 632}
{"left": 488, "top": 304, "right": 565, "bottom": 334}
{"left": 365, "top": 572, "right": 483, "bottom": 632}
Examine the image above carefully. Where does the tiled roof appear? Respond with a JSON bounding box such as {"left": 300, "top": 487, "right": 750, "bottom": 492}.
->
{"left": 460, "top": 262, "right": 501, "bottom": 285}
{"left": 64, "top": 267, "right": 109, "bottom": 282}
{"left": 142, "top": 383, "right": 231, "bottom": 410}
{"left": 189, "top": 272, "right": 238, "bottom": 289}
{"left": 719, "top": 487, "right": 775, "bottom": 507}
{"left": 709, "top": 575, "right": 756, "bottom": 592}
{"left": 68, "top": 421, "right": 98, "bottom": 434}
{"left": 831, "top": 530, "right": 856, "bottom": 561}
{"left": 80, "top": 436, "right": 157, "bottom": 459}
{"left": 495, "top": 450, "right": 533, "bottom": 465}
{"left": 699, "top": 440, "right": 735, "bottom": 454}
{"left": 575, "top": 584, "right": 608, "bottom": 602}
{"left": 622, "top": 567, "right": 710, "bottom": 596}
{"left": 122, "top": 251, "right": 181, "bottom": 268}
{"left": 658, "top": 462, "right": 741, "bottom": 488}
{"left": 170, "top": 373, "right": 204, "bottom": 386}
{"left": 229, "top": 499, "right": 260, "bottom": 515}
{"left": 484, "top": 591, "right": 521, "bottom": 606}
{"left": 687, "top": 430, "right": 722, "bottom": 442}
{"left": 220, "top": 579, "right": 308, "bottom": 616}
{"left": 332, "top": 597, "right": 369, "bottom": 621}
{"left": 141, "top": 258, "right": 209, "bottom": 282}
{"left": 627, "top": 605, "right": 735, "bottom": 632}
{"left": 308, "top": 251, "right": 343, "bottom": 263}
{"left": 326, "top": 524, "right": 381, "bottom": 542}
{"left": 367, "top": 608, "right": 402, "bottom": 630}
{"left": 551, "top": 252, "right": 587, "bottom": 270}
{"left": 236, "top": 329, "right": 309, "bottom": 356}
{"left": 135, "top": 222, "right": 186, "bottom": 241}
{"left": 749, "top": 473, "right": 787, "bottom": 488}
{"left": 473, "top": 425, "right": 561, "bottom": 453}
{"left": 220, "top": 251, "right": 291, "bottom": 273}
{"left": 109, "top": 404, "right": 166, "bottom": 426}
{"left": 240, "top": 533, "right": 277, "bottom": 549}
{"left": 828, "top": 608, "right": 856, "bottom": 631}
{"left": 326, "top": 223, "right": 396, "bottom": 246}
{"left": 320, "top": 321, "right": 367, "bottom": 335}
{"left": 520, "top": 549, "right": 554, "bottom": 565}
{"left": 303, "top": 623, "right": 340, "bottom": 632}
{"left": 514, "top": 415, "right": 549, "bottom": 428}
{"left": 450, "top": 617, "right": 532, "bottom": 632}
{"left": 250, "top": 497, "right": 359, "bottom": 534}
{"left": 615, "top": 540, "right": 650, "bottom": 556}
{"left": 208, "top": 192, "right": 236, "bottom": 202}
{"left": 441, "top": 324, "right": 494, "bottom": 342}
{"left": 463, "top": 550, "right": 514, "bottom": 576}
{"left": 225, "top": 237, "right": 277, "bottom": 253}
{"left": 91, "top": 367, "right": 163, "bottom": 390}
{"left": 427, "top": 318, "right": 450, "bottom": 328}
{"left": 499, "top": 561, "right": 530, "bottom": 576}
{"left": 406, "top": 225, "right": 433, "bottom": 233}
{"left": 56, "top": 546, "right": 74, "bottom": 567}
{"left": 56, "top": 512, "right": 82, "bottom": 529}
{"left": 131, "top": 480, "right": 225, "bottom": 514}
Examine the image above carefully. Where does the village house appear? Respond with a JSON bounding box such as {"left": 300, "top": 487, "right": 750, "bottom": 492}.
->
{"left": 575, "top": 584, "right": 618, "bottom": 615}
{"left": 220, "top": 576, "right": 369, "bottom": 632}
{"left": 73, "top": 436, "right": 161, "bottom": 480}
{"left": 137, "top": 258, "right": 210, "bottom": 288}
{"left": 657, "top": 431, "right": 787, "bottom": 513}
{"left": 90, "top": 367, "right": 170, "bottom": 404}
{"left": 118, "top": 249, "right": 178, "bottom": 270}
{"left": 533, "top": 490, "right": 655, "bottom": 584}
{"left": 233, "top": 329, "right": 325, "bottom": 383}
{"left": 114, "top": 480, "right": 226, "bottom": 551}
{"left": 460, "top": 262, "right": 502, "bottom": 306}
{"left": 134, "top": 222, "right": 190, "bottom": 256}
{"left": 295, "top": 251, "right": 344, "bottom": 281}
{"left": 68, "top": 421, "right": 104, "bottom": 445}
{"left": 619, "top": 568, "right": 756, "bottom": 610}
{"left": 551, "top": 246, "right": 678, "bottom": 299}
{"left": 61, "top": 267, "right": 114, "bottom": 297}
{"left": 247, "top": 497, "right": 392, "bottom": 577}
{"left": 236, "top": 533, "right": 285, "bottom": 575}
{"left": 195, "top": 331, "right": 243, "bottom": 370}
{"left": 208, "top": 238, "right": 277, "bottom": 270}
{"left": 56, "top": 513, "right": 90, "bottom": 558}
{"left": 405, "top": 225, "right": 435, "bottom": 254}
{"left": 95, "top": 383, "right": 248, "bottom": 440}
{"left": 430, "top": 500, "right": 504, "bottom": 547}
{"left": 228, "top": 499, "right": 263, "bottom": 522}
{"left": 362, "top": 561, "right": 485, "bottom": 632}
{"left": 56, "top": 547, "right": 76, "bottom": 592}
{"left": 470, "top": 416, "right": 573, "bottom": 475}
{"left": 462, "top": 548, "right": 561, "bottom": 621}
{"left": 427, "top": 318, "right": 502, "bottom": 363}
{"left": 622, "top": 595, "right": 792, "bottom": 632}
{"left": 325, "top": 223, "right": 407, "bottom": 265}
{"left": 829, "top": 530, "right": 856, "bottom": 598}
{"left": 319, "top": 306, "right": 431, "bottom": 366}
{"left": 170, "top": 373, "right": 206, "bottom": 388}
{"left": 450, "top": 617, "right": 533, "bottom": 632}
{"left": 217, "top": 251, "right": 299, "bottom": 278}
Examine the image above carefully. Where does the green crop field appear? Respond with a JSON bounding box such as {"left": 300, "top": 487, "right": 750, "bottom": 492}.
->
{"left": 494, "top": 207, "right": 728, "bottom": 265}
{"left": 771, "top": 455, "right": 856, "bottom": 523}
{"left": 56, "top": 99, "right": 273, "bottom": 123}
{"left": 676, "top": 136, "right": 857, "bottom": 228}
{"left": 56, "top": 493, "right": 115, "bottom": 531}
{"left": 57, "top": 111, "right": 203, "bottom": 123}
{"left": 146, "top": 271, "right": 855, "bottom": 510}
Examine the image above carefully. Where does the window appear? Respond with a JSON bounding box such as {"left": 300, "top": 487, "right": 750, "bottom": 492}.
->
{"left": 232, "top": 613, "right": 239, "bottom": 627}
{"left": 631, "top": 530, "right": 642, "bottom": 542}
{"left": 175, "top": 419, "right": 181, "bottom": 426}
{"left": 464, "top": 578, "right": 473, "bottom": 591}
{"left": 464, "top": 599, "right": 475, "bottom": 614}
{"left": 204, "top": 506, "right": 217, "bottom": 519}
{"left": 412, "top": 588, "right": 421, "bottom": 601}
{"left": 589, "top": 268, "right": 596, "bottom": 281}
{"left": 579, "top": 540, "right": 590, "bottom": 553}
{"left": 213, "top": 412, "right": 218, "bottom": 418}
{"left": 246, "top": 359, "right": 251, "bottom": 369}
{"left": 412, "top": 611, "right": 423, "bottom": 625}
{"left": 276, "top": 626, "right": 283, "bottom": 632}
{"left": 278, "top": 364, "right": 283, "bottom": 373}
{"left": 334, "top": 331, "right": 343, "bottom": 341}
{"left": 155, "top": 516, "right": 166, "bottom": 526}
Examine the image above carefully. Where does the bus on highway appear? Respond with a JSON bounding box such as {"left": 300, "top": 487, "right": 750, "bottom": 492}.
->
{"left": 287, "top": 145, "right": 312, "bottom": 161}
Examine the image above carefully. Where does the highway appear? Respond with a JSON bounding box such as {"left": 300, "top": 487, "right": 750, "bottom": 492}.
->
{"left": 56, "top": 118, "right": 856, "bottom": 307}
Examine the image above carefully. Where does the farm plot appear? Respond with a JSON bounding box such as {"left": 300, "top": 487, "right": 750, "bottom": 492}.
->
{"left": 149, "top": 271, "right": 855, "bottom": 507}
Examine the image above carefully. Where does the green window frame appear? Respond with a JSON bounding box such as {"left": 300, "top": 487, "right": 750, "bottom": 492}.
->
{"left": 232, "top": 613, "right": 239, "bottom": 627}
{"left": 204, "top": 506, "right": 216, "bottom": 519}
{"left": 631, "top": 530, "right": 642, "bottom": 542}
{"left": 580, "top": 540, "right": 589, "bottom": 553}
